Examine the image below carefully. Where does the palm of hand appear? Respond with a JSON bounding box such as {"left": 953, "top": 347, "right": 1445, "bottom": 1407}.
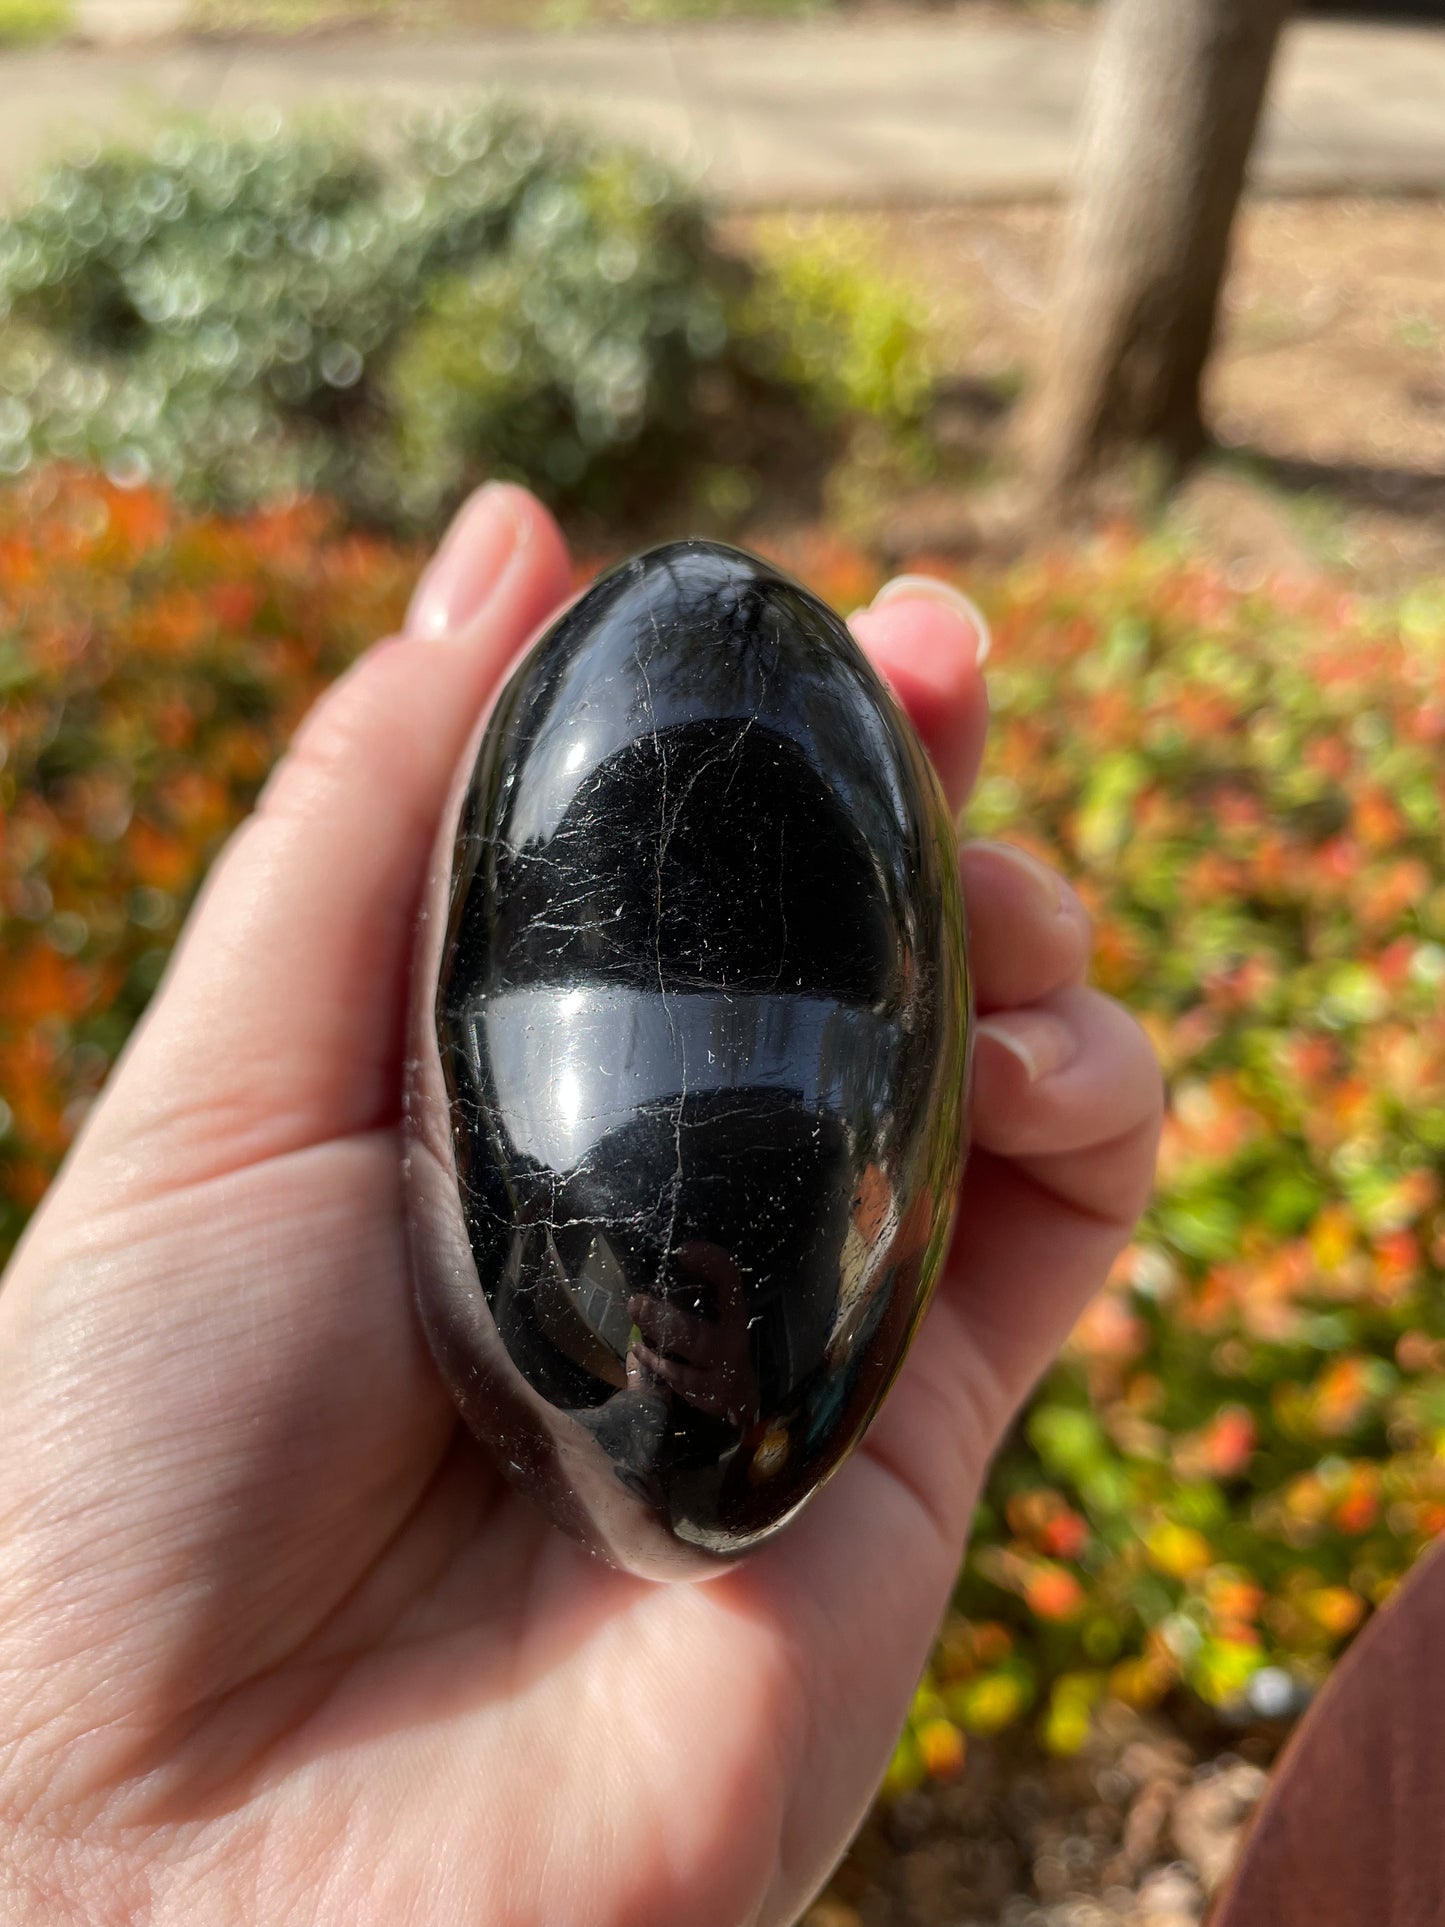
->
{"left": 0, "top": 492, "right": 1160, "bottom": 1927}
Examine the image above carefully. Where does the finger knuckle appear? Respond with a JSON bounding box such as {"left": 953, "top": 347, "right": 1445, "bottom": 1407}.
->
{"left": 257, "top": 647, "right": 409, "bottom": 827}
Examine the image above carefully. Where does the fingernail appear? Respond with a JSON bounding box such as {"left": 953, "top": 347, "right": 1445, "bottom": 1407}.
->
{"left": 977, "top": 1010, "right": 1078, "bottom": 1084}
{"left": 405, "top": 485, "right": 523, "bottom": 641}
{"left": 868, "top": 575, "right": 991, "bottom": 664}
{"left": 976, "top": 839, "right": 1068, "bottom": 916}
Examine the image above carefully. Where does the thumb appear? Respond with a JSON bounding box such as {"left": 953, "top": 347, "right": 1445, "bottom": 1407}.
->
{"left": 45, "top": 485, "right": 572, "bottom": 1218}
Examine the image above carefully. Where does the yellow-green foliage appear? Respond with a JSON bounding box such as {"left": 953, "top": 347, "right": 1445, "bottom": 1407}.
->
{"left": 383, "top": 149, "right": 736, "bottom": 523}
{"left": 0, "top": 0, "right": 70, "bottom": 43}
{"left": 738, "top": 224, "right": 936, "bottom": 429}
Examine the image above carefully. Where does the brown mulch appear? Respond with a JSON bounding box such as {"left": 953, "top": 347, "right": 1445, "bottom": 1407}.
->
{"left": 802, "top": 1711, "right": 1282, "bottom": 1927}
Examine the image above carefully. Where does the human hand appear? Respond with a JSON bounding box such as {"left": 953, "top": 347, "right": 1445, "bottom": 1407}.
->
{"left": 0, "top": 487, "right": 1162, "bottom": 1927}
{"left": 626, "top": 1241, "right": 759, "bottom": 1428}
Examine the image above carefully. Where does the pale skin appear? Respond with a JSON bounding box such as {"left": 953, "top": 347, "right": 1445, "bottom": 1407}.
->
{"left": 0, "top": 486, "right": 1163, "bottom": 1927}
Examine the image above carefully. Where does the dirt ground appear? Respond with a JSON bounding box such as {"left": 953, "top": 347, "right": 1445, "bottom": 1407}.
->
{"left": 736, "top": 197, "right": 1445, "bottom": 595}
{"left": 803, "top": 1711, "right": 1282, "bottom": 1927}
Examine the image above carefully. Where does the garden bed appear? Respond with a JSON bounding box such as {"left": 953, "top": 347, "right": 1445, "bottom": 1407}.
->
{"left": 9, "top": 471, "right": 1445, "bottom": 1763}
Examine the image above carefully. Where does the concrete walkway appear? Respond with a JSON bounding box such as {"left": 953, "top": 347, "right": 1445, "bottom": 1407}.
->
{"left": 2, "top": 16, "right": 1444, "bottom": 206}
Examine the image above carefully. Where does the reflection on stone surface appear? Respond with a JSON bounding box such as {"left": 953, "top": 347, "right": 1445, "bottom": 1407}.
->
{"left": 404, "top": 539, "right": 972, "bottom": 1578}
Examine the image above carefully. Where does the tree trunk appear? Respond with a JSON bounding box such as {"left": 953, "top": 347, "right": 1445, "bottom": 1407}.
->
{"left": 1021, "top": 0, "right": 1295, "bottom": 518}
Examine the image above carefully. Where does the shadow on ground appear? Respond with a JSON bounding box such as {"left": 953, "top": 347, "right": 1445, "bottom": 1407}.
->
{"left": 1238, "top": 448, "right": 1445, "bottom": 521}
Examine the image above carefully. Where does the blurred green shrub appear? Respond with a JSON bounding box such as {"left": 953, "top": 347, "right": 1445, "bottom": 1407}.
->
{"left": 380, "top": 150, "right": 736, "bottom": 525}
{"left": 0, "top": 0, "right": 70, "bottom": 42}
{"left": 737, "top": 223, "right": 935, "bottom": 429}
{"left": 0, "top": 110, "right": 927, "bottom": 529}
{"left": 191, "top": 0, "right": 400, "bottom": 28}
{"left": 0, "top": 109, "right": 715, "bottom": 523}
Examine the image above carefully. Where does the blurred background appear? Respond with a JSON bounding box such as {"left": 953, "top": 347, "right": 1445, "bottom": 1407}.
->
{"left": 2, "top": 0, "right": 1445, "bottom": 1921}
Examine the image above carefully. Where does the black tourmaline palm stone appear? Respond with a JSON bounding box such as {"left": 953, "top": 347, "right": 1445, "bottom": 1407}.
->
{"left": 404, "top": 540, "right": 971, "bottom": 1577}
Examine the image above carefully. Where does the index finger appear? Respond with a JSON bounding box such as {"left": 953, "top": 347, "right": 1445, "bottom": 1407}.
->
{"left": 850, "top": 581, "right": 991, "bottom": 813}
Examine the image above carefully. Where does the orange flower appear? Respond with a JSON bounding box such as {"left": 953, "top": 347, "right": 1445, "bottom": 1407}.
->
{"left": 1373, "top": 1229, "right": 1421, "bottom": 1296}
{"left": 1024, "top": 1565, "right": 1086, "bottom": 1622}
{"left": 1072, "top": 1288, "right": 1148, "bottom": 1363}
{"left": 1335, "top": 1488, "right": 1379, "bottom": 1535}
{"left": 1312, "top": 1356, "right": 1373, "bottom": 1435}
{"left": 1352, "top": 787, "right": 1405, "bottom": 850}
{"left": 915, "top": 1718, "right": 966, "bottom": 1779}
{"left": 971, "top": 1623, "right": 1014, "bottom": 1668}
{"left": 3, "top": 942, "right": 93, "bottom": 1025}
{"left": 126, "top": 820, "right": 200, "bottom": 894}
{"left": 1039, "top": 1510, "right": 1090, "bottom": 1561}
{"left": 1304, "top": 1587, "right": 1365, "bottom": 1637}
{"left": 103, "top": 482, "right": 171, "bottom": 553}
{"left": 1208, "top": 1574, "right": 1265, "bottom": 1624}
{"left": 1200, "top": 1406, "right": 1257, "bottom": 1478}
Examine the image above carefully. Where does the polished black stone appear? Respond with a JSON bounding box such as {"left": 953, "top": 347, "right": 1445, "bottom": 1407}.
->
{"left": 404, "top": 540, "right": 972, "bottom": 1577}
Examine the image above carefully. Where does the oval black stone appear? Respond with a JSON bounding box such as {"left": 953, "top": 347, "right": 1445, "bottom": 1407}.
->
{"left": 404, "top": 540, "right": 972, "bottom": 1577}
